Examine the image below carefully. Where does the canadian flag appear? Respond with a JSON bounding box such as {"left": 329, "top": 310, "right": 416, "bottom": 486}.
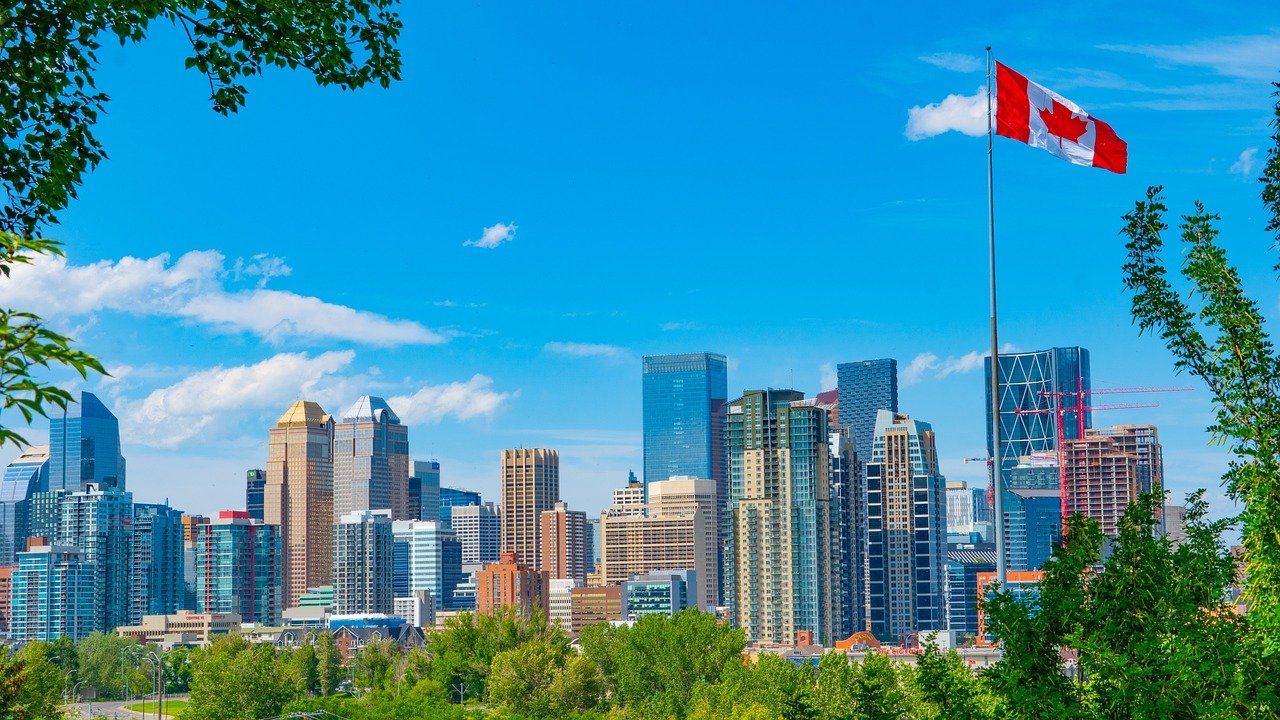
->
{"left": 995, "top": 61, "right": 1127, "bottom": 174}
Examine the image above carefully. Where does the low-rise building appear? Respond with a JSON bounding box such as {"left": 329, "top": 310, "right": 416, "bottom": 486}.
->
{"left": 570, "top": 586, "right": 622, "bottom": 634}
{"left": 116, "top": 610, "right": 241, "bottom": 648}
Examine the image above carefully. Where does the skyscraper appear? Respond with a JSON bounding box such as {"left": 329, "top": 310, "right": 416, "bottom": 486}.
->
{"left": 9, "top": 541, "right": 93, "bottom": 643}
{"left": 48, "top": 391, "right": 125, "bottom": 492}
{"left": 641, "top": 352, "right": 728, "bottom": 492}
{"left": 865, "top": 410, "right": 948, "bottom": 644}
{"left": 439, "top": 486, "right": 482, "bottom": 528}
{"left": 500, "top": 448, "right": 559, "bottom": 572}
{"left": 451, "top": 502, "right": 500, "bottom": 567}
{"left": 836, "top": 359, "right": 898, "bottom": 475}
{"left": 985, "top": 347, "right": 1090, "bottom": 567}
{"left": 725, "top": 390, "right": 840, "bottom": 645}
{"left": 130, "top": 503, "right": 184, "bottom": 623}
{"left": 194, "top": 511, "right": 282, "bottom": 625}
{"left": 333, "top": 510, "right": 394, "bottom": 615}
{"left": 58, "top": 484, "right": 133, "bottom": 632}
{"left": 391, "top": 519, "right": 462, "bottom": 611}
{"left": 828, "top": 426, "right": 865, "bottom": 640}
{"left": 333, "top": 396, "right": 411, "bottom": 520}
{"left": 413, "top": 460, "right": 442, "bottom": 523}
{"left": 1008, "top": 455, "right": 1062, "bottom": 571}
{"left": 266, "top": 400, "right": 335, "bottom": 608}
{"left": 0, "top": 445, "right": 49, "bottom": 565}
{"left": 245, "top": 469, "right": 266, "bottom": 521}
{"left": 946, "top": 480, "right": 975, "bottom": 534}
{"left": 1061, "top": 425, "right": 1163, "bottom": 536}
{"left": 540, "top": 501, "right": 587, "bottom": 581}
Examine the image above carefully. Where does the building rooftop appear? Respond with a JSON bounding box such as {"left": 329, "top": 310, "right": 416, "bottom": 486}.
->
{"left": 341, "top": 395, "right": 400, "bottom": 424}
{"left": 276, "top": 400, "right": 331, "bottom": 428}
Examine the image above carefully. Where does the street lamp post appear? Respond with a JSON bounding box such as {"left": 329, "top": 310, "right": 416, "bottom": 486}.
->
{"left": 140, "top": 655, "right": 159, "bottom": 720}
{"left": 147, "top": 652, "right": 164, "bottom": 720}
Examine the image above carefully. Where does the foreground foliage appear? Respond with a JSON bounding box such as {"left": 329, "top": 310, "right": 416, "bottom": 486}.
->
{"left": 1120, "top": 82, "right": 1280, "bottom": 648}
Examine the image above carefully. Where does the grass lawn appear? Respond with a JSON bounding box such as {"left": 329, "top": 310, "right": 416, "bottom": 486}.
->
{"left": 123, "top": 699, "right": 188, "bottom": 717}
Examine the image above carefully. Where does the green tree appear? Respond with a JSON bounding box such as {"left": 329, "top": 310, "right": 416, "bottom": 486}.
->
{"left": 184, "top": 635, "right": 300, "bottom": 720}
{"left": 914, "top": 642, "right": 994, "bottom": 720}
{"left": 1119, "top": 83, "right": 1280, "bottom": 648}
{"left": 548, "top": 654, "right": 606, "bottom": 715}
{"left": 314, "top": 630, "right": 344, "bottom": 696}
{"left": 0, "top": 0, "right": 403, "bottom": 447}
{"left": 487, "top": 640, "right": 567, "bottom": 718}
{"left": 0, "top": 641, "right": 66, "bottom": 720}
{"left": 580, "top": 609, "right": 745, "bottom": 717}
{"left": 423, "top": 606, "right": 568, "bottom": 703}
{"left": 690, "top": 654, "right": 817, "bottom": 720}
{"left": 351, "top": 638, "right": 397, "bottom": 695}
{"left": 75, "top": 632, "right": 143, "bottom": 700}
{"left": 288, "top": 643, "right": 320, "bottom": 697}
{"left": 846, "top": 652, "right": 917, "bottom": 720}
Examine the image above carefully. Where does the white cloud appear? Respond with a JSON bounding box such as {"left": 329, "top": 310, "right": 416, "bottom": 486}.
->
{"left": 544, "top": 341, "right": 629, "bottom": 359}
{"left": 114, "top": 353, "right": 514, "bottom": 448}
{"left": 118, "top": 351, "right": 356, "bottom": 448}
{"left": 0, "top": 250, "right": 447, "bottom": 347}
{"left": 1230, "top": 147, "right": 1260, "bottom": 177}
{"left": 819, "top": 362, "right": 837, "bottom": 392}
{"left": 464, "top": 222, "right": 517, "bottom": 249}
{"left": 905, "top": 88, "right": 989, "bottom": 140}
{"left": 919, "top": 52, "right": 983, "bottom": 73}
{"left": 390, "top": 374, "right": 513, "bottom": 425}
{"left": 901, "top": 350, "right": 989, "bottom": 386}
{"left": 231, "top": 253, "right": 292, "bottom": 287}
{"left": 660, "top": 321, "right": 701, "bottom": 332}
{"left": 1100, "top": 35, "right": 1280, "bottom": 81}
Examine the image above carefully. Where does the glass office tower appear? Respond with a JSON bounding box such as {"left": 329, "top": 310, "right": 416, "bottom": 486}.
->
{"left": 0, "top": 445, "right": 49, "bottom": 564}
{"left": 49, "top": 391, "right": 126, "bottom": 491}
{"left": 836, "top": 359, "right": 899, "bottom": 475}
{"left": 641, "top": 352, "right": 728, "bottom": 491}
{"left": 984, "top": 347, "right": 1090, "bottom": 570}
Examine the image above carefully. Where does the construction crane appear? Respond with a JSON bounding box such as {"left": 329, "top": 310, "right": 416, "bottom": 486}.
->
{"left": 1010, "top": 376, "right": 1192, "bottom": 523}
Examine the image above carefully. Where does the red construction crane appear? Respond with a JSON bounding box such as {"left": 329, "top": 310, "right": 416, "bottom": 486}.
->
{"left": 1010, "top": 377, "right": 1192, "bottom": 524}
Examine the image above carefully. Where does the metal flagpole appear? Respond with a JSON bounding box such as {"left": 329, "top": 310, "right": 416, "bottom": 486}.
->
{"left": 986, "top": 46, "right": 1006, "bottom": 584}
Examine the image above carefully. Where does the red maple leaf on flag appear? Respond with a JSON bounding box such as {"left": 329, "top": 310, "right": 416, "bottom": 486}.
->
{"left": 1038, "top": 100, "right": 1088, "bottom": 143}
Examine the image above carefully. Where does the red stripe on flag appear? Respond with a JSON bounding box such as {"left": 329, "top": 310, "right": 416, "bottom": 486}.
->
{"left": 995, "top": 62, "right": 1030, "bottom": 143}
{"left": 1091, "top": 118, "right": 1128, "bottom": 174}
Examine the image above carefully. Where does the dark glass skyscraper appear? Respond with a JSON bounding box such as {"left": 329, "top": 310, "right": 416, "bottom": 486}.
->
{"left": 49, "top": 391, "right": 125, "bottom": 492}
{"left": 984, "top": 347, "right": 1090, "bottom": 570}
{"left": 245, "top": 469, "right": 266, "bottom": 521}
{"left": 641, "top": 352, "right": 728, "bottom": 491}
{"left": 131, "top": 503, "right": 184, "bottom": 622}
{"left": 836, "top": 359, "right": 898, "bottom": 474}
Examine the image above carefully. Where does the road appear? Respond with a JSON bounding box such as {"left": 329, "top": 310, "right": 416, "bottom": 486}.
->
{"left": 65, "top": 694, "right": 188, "bottom": 719}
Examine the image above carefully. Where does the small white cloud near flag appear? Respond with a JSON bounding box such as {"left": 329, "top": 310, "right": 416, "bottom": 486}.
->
{"left": 995, "top": 61, "right": 1127, "bottom": 174}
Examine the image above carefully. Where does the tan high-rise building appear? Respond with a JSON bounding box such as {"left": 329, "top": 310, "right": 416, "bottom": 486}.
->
{"left": 266, "top": 401, "right": 335, "bottom": 608}
{"left": 540, "top": 501, "right": 587, "bottom": 581}
{"left": 598, "top": 476, "right": 716, "bottom": 611}
{"left": 500, "top": 448, "right": 559, "bottom": 571}
{"left": 726, "top": 390, "right": 841, "bottom": 646}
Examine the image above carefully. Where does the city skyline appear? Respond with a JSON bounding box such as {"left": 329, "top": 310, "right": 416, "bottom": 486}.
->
{"left": 0, "top": 4, "right": 1269, "bottom": 532}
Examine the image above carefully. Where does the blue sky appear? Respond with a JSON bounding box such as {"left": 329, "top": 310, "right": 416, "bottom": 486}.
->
{"left": 1, "top": 3, "right": 1277, "bottom": 523}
